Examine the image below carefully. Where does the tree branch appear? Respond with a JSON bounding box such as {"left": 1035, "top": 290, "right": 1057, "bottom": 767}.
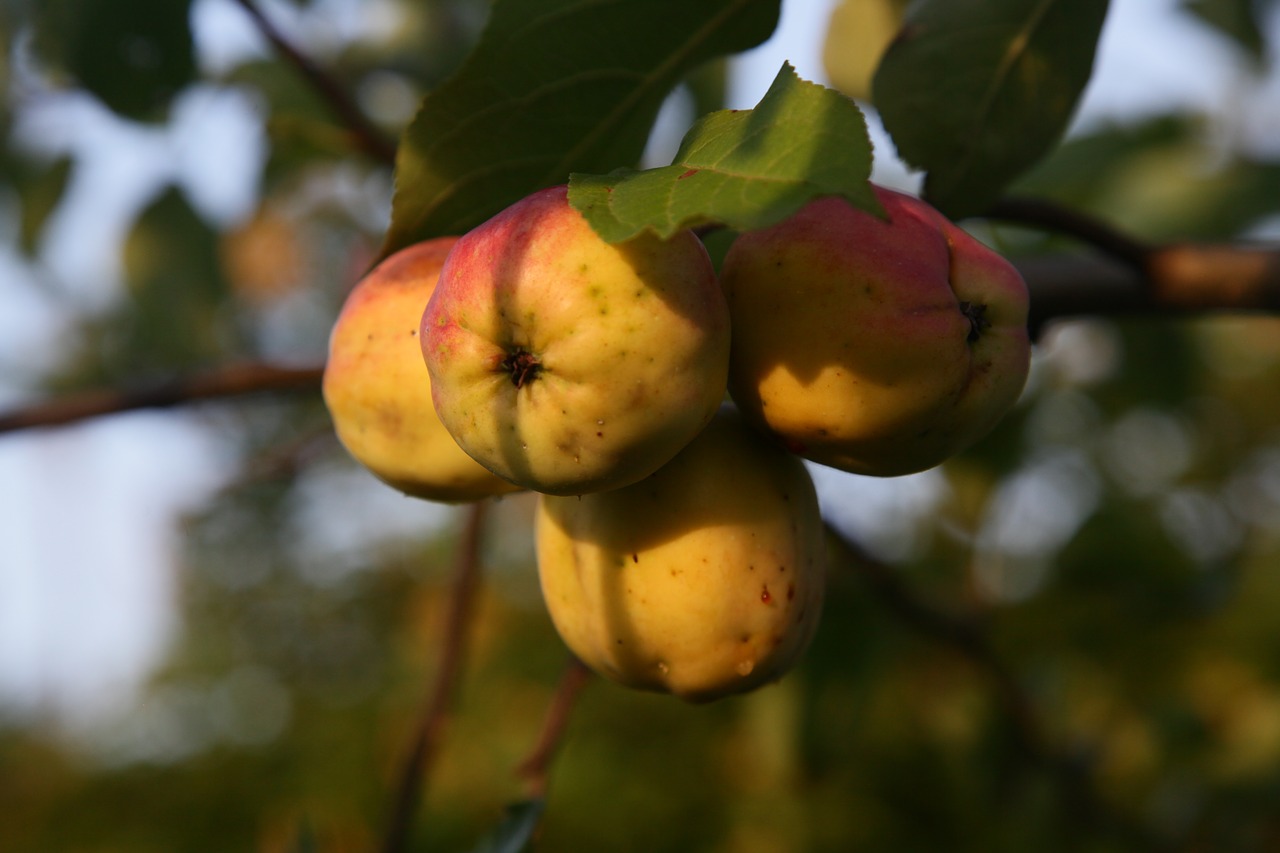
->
{"left": 516, "top": 656, "right": 593, "bottom": 799}
{"left": 1018, "top": 246, "right": 1280, "bottom": 337}
{"left": 231, "top": 0, "right": 398, "bottom": 168}
{"left": 984, "top": 196, "right": 1154, "bottom": 273}
{"left": 0, "top": 363, "right": 323, "bottom": 434}
{"left": 382, "top": 501, "right": 489, "bottom": 853}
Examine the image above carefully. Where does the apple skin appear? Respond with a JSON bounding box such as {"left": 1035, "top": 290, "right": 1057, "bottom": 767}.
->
{"left": 721, "top": 185, "right": 1031, "bottom": 477}
{"left": 322, "top": 238, "right": 523, "bottom": 502}
{"left": 422, "top": 185, "right": 730, "bottom": 496}
{"left": 535, "top": 408, "right": 826, "bottom": 703}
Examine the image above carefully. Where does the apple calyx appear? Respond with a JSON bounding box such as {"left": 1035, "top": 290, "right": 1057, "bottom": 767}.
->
{"left": 959, "top": 300, "right": 990, "bottom": 344}
{"left": 500, "top": 348, "right": 542, "bottom": 388}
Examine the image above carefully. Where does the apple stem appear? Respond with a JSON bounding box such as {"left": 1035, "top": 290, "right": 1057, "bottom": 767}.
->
{"left": 959, "top": 301, "right": 990, "bottom": 343}
{"left": 501, "top": 349, "right": 543, "bottom": 388}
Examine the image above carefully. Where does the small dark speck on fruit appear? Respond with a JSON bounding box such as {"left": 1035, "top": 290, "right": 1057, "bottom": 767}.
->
{"left": 596, "top": 431, "right": 604, "bottom": 437}
{"left": 632, "top": 553, "right": 639, "bottom": 563}
{"left": 787, "top": 584, "right": 795, "bottom": 601}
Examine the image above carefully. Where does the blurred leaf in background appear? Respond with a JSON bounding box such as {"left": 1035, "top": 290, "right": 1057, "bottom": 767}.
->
{"left": 30, "top": 0, "right": 197, "bottom": 121}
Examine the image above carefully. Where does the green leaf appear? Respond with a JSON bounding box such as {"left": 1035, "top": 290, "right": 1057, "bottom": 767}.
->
{"left": 10, "top": 155, "right": 73, "bottom": 256}
{"left": 32, "top": 0, "right": 196, "bottom": 120}
{"left": 873, "top": 0, "right": 1110, "bottom": 219}
{"left": 1181, "top": 0, "right": 1266, "bottom": 64}
{"left": 382, "top": 0, "right": 782, "bottom": 257}
{"left": 567, "top": 63, "right": 878, "bottom": 243}
{"left": 463, "top": 800, "right": 545, "bottom": 853}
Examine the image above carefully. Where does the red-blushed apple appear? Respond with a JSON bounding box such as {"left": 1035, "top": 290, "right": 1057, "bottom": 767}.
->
{"left": 323, "top": 237, "right": 523, "bottom": 502}
{"left": 721, "top": 185, "right": 1031, "bottom": 476}
{"left": 422, "top": 185, "right": 731, "bottom": 496}
{"left": 536, "top": 407, "right": 826, "bottom": 703}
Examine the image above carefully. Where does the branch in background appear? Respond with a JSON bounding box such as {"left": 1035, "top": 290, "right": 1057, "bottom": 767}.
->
{"left": 984, "top": 196, "right": 1154, "bottom": 273}
{"left": 382, "top": 501, "right": 489, "bottom": 853}
{"left": 1018, "top": 245, "right": 1280, "bottom": 337}
{"left": 516, "top": 656, "right": 593, "bottom": 799}
{"left": 231, "top": 0, "right": 398, "bottom": 168}
{"left": 0, "top": 363, "right": 323, "bottom": 434}
{"left": 827, "top": 526, "right": 1164, "bottom": 848}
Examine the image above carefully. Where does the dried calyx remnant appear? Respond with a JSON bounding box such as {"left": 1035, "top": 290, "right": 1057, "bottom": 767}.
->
{"left": 959, "top": 301, "right": 990, "bottom": 343}
{"left": 501, "top": 348, "right": 543, "bottom": 388}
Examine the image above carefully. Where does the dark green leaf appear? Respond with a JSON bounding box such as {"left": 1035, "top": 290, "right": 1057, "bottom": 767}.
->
{"left": 11, "top": 155, "right": 73, "bottom": 256}
{"left": 32, "top": 0, "right": 196, "bottom": 120}
{"left": 873, "top": 0, "right": 1109, "bottom": 219}
{"left": 567, "top": 63, "right": 878, "bottom": 242}
{"left": 684, "top": 59, "right": 731, "bottom": 121}
{"left": 382, "top": 0, "right": 782, "bottom": 256}
{"left": 463, "top": 799, "right": 545, "bottom": 853}
{"left": 116, "top": 188, "right": 239, "bottom": 372}
{"left": 1181, "top": 0, "right": 1266, "bottom": 63}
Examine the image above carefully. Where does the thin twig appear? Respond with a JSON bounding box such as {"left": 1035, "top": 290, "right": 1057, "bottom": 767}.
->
{"left": 382, "top": 501, "right": 489, "bottom": 853}
{"left": 516, "top": 656, "right": 594, "bottom": 799}
{"left": 984, "top": 195, "right": 1155, "bottom": 273}
{"left": 231, "top": 0, "right": 398, "bottom": 168}
{"left": 0, "top": 363, "right": 323, "bottom": 434}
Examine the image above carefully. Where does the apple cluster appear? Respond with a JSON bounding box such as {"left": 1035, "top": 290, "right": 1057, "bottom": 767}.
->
{"left": 323, "top": 183, "right": 1031, "bottom": 702}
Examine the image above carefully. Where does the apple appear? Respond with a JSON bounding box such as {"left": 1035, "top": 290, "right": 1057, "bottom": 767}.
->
{"left": 721, "top": 185, "right": 1031, "bottom": 477}
{"left": 322, "top": 237, "right": 523, "bottom": 502}
{"left": 536, "top": 407, "right": 826, "bottom": 703}
{"left": 422, "top": 185, "right": 731, "bottom": 496}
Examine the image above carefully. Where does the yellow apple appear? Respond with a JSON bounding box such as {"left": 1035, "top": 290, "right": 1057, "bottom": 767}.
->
{"left": 536, "top": 408, "right": 826, "bottom": 703}
{"left": 822, "top": 0, "right": 906, "bottom": 102}
{"left": 322, "top": 237, "right": 522, "bottom": 502}
{"left": 721, "top": 185, "right": 1031, "bottom": 477}
{"left": 422, "top": 185, "right": 731, "bottom": 496}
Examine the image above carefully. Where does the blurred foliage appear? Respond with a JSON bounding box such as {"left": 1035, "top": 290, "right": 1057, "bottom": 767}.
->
{"left": 29, "top": 0, "right": 197, "bottom": 120}
{"left": 3, "top": 1, "right": 1280, "bottom": 852}
{"left": 1181, "top": 0, "right": 1274, "bottom": 63}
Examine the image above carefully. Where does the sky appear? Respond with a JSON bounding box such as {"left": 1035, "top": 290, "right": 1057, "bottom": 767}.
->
{"left": 1, "top": 0, "right": 1277, "bottom": 729}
